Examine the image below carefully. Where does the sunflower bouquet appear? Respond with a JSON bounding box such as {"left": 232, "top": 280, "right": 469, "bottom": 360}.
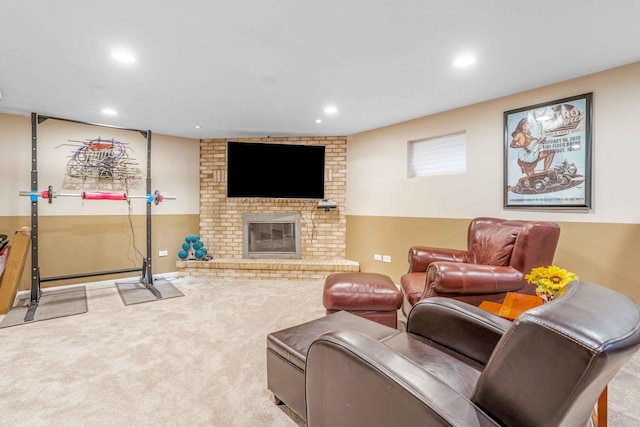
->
{"left": 525, "top": 265, "right": 578, "bottom": 301}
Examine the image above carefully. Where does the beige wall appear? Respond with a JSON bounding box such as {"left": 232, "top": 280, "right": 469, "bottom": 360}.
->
{"left": 1, "top": 113, "right": 199, "bottom": 217}
{"left": 0, "top": 113, "right": 200, "bottom": 290}
{"left": 346, "top": 62, "right": 640, "bottom": 303}
{"left": 346, "top": 216, "right": 640, "bottom": 302}
{"left": 0, "top": 214, "right": 199, "bottom": 290}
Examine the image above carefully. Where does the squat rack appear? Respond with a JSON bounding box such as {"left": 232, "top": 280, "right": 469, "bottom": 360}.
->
{"left": 25, "top": 112, "right": 175, "bottom": 322}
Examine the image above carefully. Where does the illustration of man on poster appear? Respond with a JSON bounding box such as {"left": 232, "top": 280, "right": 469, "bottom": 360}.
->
{"left": 509, "top": 117, "right": 555, "bottom": 176}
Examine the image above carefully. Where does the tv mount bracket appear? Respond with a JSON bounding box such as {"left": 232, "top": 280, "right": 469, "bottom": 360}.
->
{"left": 317, "top": 199, "right": 337, "bottom": 212}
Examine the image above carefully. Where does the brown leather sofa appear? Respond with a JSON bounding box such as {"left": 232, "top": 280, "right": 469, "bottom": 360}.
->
{"left": 400, "top": 217, "right": 560, "bottom": 314}
{"left": 305, "top": 281, "right": 640, "bottom": 426}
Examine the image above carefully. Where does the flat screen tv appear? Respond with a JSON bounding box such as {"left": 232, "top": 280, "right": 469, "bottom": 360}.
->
{"left": 227, "top": 141, "right": 325, "bottom": 199}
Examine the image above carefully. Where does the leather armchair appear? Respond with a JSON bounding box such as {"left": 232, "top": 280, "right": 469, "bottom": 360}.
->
{"left": 400, "top": 217, "right": 560, "bottom": 313}
{"left": 305, "top": 281, "right": 640, "bottom": 427}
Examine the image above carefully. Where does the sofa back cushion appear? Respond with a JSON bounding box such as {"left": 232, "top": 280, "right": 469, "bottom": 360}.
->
{"left": 468, "top": 224, "right": 520, "bottom": 266}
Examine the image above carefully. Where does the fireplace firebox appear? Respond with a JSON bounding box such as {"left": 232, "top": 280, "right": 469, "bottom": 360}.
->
{"left": 242, "top": 213, "right": 302, "bottom": 259}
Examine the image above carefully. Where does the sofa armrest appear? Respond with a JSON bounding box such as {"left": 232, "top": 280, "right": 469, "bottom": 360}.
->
{"left": 407, "top": 298, "right": 511, "bottom": 365}
{"left": 428, "top": 262, "right": 525, "bottom": 295}
{"left": 305, "top": 330, "right": 500, "bottom": 427}
{"left": 407, "top": 246, "right": 469, "bottom": 273}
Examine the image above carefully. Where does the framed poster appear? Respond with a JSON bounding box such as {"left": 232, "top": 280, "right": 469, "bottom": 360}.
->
{"left": 504, "top": 93, "right": 592, "bottom": 209}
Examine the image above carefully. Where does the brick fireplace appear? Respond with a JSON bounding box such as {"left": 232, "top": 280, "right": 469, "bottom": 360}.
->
{"left": 176, "top": 136, "right": 359, "bottom": 280}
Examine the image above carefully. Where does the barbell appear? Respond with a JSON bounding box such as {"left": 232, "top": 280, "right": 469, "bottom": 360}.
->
{"left": 19, "top": 186, "right": 176, "bottom": 205}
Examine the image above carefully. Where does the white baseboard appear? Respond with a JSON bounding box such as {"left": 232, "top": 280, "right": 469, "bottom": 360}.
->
{"left": 15, "top": 271, "right": 180, "bottom": 298}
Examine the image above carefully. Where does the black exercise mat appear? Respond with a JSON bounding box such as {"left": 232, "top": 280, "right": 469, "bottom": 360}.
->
{"left": 116, "top": 278, "right": 184, "bottom": 306}
{"left": 0, "top": 287, "right": 88, "bottom": 328}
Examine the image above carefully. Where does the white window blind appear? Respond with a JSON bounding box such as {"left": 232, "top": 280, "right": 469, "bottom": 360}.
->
{"left": 408, "top": 132, "right": 467, "bottom": 177}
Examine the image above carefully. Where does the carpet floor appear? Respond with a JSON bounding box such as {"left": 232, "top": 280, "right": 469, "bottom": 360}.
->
{"left": 0, "top": 277, "right": 638, "bottom": 426}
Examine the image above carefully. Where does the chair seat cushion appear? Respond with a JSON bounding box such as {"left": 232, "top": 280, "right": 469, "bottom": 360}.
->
{"left": 400, "top": 272, "right": 427, "bottom": 306}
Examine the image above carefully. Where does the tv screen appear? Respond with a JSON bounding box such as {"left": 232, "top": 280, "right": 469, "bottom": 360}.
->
{"left": 227, "top": 141, "right": 325, "bottom": 199}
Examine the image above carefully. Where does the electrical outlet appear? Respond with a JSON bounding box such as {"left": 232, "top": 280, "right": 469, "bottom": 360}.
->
{"left": 159, "top": 250, "right": 168, "bottom": 257}
{"left": 382, "top": 255, "right": 391, "bottom": 263}
{"left": 374, "top": 254, "right": 382, "bottom": 261}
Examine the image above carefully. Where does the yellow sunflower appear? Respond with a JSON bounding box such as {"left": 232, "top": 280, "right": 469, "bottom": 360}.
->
{"left": 525, "top": 265, "right": 578, "bottom": 297}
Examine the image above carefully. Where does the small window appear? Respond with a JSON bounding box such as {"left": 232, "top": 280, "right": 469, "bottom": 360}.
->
{"left": 408, "top": 131, "right": 467, "bottom": 177}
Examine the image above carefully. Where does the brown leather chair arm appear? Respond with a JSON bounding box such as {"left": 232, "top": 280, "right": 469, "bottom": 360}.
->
{"left": 428, "top": 262, "right": 525, "bottom": 295}
{"left": 407, "top": 246, "right": 469, "bottom": 273}
{"left": 406, "top": 298, "right": 511, "bottom": 365}
{"left": 305, "top": 330, "right": 501, "bottom": 427}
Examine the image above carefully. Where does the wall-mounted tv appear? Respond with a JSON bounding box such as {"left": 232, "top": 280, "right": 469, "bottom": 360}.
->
{"left": 227, "top": 141, "right": 325, "bottom": 199}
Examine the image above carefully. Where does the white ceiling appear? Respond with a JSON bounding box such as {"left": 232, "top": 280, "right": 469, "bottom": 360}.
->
{"left": 1, "top": 1, "right": 639, "bottom": 139}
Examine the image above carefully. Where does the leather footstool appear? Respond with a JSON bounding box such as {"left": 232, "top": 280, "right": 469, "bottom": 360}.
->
{"left": 323, "top": 272, "right": 402, "bottom": 328}
{"left": 266, "top": 311, "right": 400, "bottom": 420}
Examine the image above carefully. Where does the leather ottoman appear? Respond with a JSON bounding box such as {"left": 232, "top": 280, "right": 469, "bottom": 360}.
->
{"left": 266, "top": 311, "right": 400, "bottom": 421}
{"left": 323, "top": 272, "right": 402, "bottom": 328}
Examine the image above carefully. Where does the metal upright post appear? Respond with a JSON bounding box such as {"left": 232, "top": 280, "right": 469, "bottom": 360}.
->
{"left": 25, "top": 113, "right": 41, "bottom": 321}
{"left": 142, "top": 130, "right": 161, "bottom": 298}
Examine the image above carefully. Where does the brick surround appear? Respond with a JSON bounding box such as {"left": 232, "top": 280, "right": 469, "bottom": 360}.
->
{"left": 177, "top": 136, "right": 359, "bottom": 280}
{"left": 176, "top": 258, "right": 360, "bottom": 281}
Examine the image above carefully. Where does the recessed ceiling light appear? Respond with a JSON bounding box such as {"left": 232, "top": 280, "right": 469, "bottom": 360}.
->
{"left": 315, "top": 119, "right": 322, "bottom": 124}
{"left": 453, "top": 54, "right": 476, "bottom": 67}
{"left": 102, "top": 108, "right": 118, "bottom": 116}
{"left": 195, "top": 125, "right": 202, "bottom": 129}
{"left": 111, "top": 51, "right": 135, "bottom": 63}
{"left": 324, "top": 106, "right": 338, "bottom": 114}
